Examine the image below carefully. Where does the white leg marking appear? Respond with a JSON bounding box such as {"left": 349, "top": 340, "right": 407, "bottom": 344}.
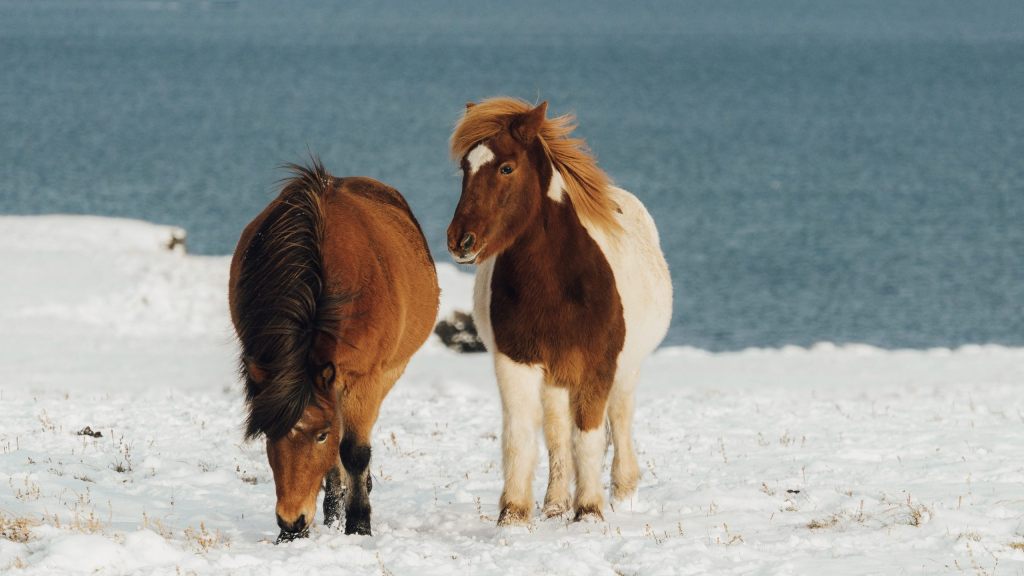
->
{"left": 466, "top": 144, "right": 495, "bottom": 175}
{"left": 495, "top": 353, "right": 543, "bottom": 523}
{"left": 573, "top": 419, "right": 608, "bottom": 518}
{"left": 609, "top": 371, "right": 640, "bottom": 504}
{"left": 546, "top": 165, "right": 565, "bottom": 203}
{"left": 541, "top": 384, "right": 573, "bottom": 516}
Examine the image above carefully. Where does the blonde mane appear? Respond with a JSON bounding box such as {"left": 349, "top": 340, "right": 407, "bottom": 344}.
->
{"left": 450, "top": 97, "right": 622, "bottom": 234}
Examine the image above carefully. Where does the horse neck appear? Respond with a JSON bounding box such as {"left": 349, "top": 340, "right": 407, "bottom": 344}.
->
{"left": 503, "top": 175, "right": 592, "bottom": 276}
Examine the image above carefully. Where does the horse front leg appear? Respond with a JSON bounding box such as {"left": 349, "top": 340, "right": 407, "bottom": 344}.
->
{"left": 541, "top": 383, "right": 574, "bottom": 517}
{"left": 570, "top": 373, "right": 613, "bottom": 521}
{"left": 340, "top": 434, "right": 373, "bottom": 535}
{"left": 495, "top": 353, "right": 544, "bottom": 525}
{"left": 323, "top": 465, "right": 345, "bottom": 528}
{"left": 339, "top": 381, "right": 383, "bottom": 536}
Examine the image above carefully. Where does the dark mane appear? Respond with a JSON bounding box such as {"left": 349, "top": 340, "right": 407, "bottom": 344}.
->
{"left": 235, "top": 158, "right": 348, "bottom": 440}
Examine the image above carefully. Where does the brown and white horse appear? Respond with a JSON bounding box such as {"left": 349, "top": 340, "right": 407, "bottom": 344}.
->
{"left": 447, "top": 98, "right": 672, "bottom": 523}
{"left": 229, "top": 160, "right": 439, "bottom": 540}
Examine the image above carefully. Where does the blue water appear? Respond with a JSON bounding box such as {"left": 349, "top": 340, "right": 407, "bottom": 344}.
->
{"left": 2, "top": 0, "right": 1023, "bottom": 350}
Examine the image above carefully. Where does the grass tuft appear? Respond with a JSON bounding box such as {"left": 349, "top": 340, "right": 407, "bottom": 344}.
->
{"left": 0, "top": 512, "right": 36, "bottom": 543}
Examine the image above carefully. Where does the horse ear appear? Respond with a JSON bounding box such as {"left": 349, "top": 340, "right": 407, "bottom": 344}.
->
{"left": 512, "top": 101, "right": 547, "bottom": 145}
{"left": 315, "top": 362, "right": 336, "bottom": 392}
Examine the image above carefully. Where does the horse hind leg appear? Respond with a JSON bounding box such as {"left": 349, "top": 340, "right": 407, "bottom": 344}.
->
{"left": 495, "top": 353, "right": 544, "bottom": 525}
{"left": 608, "top": 369, "right": 640, "bottom": 504}
{"left": 541, "top": 383, "right": 574, "bottom": 517}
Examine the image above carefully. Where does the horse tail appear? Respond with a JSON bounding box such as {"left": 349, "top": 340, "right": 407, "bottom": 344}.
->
{"left": 236, "top": 158, "right": 347, "bottom": 440}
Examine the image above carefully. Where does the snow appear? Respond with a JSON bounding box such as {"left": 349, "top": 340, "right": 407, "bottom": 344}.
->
{"left": 1, "top": 215, "right": 1023, "bottom": 575}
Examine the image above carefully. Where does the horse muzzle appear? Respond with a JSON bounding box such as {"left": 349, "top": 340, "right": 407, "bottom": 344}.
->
{"left": 275, "top": 513, "right": 310, "bottom": 543}
{"left": 448, "top": 231, "right": 481, "bottom": 264}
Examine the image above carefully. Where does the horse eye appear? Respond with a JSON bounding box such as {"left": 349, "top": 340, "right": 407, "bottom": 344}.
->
{"left": 316, "top": 432, "right": 329, "bottom": 444}
{"left": 500, "top": 164, "right": 513, "bottom": 175}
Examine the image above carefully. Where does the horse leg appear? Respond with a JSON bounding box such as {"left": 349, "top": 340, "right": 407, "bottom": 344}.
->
{"left": 323, "top": 464, "right": 345, "bottom": 528}
{"left": 570, "top": 376, "right": 612, "bottom": 521}
{"left": 495, "top": 353, "right": 543, "bottom": 525}
{"left": 339, "top": 379, "right": 383, "bottom": 536}
{"left": 541, "top": 383, "right": 574, "bottom": 517}
{"left": 608, "top": 369, "right": 640, "bottom": 504}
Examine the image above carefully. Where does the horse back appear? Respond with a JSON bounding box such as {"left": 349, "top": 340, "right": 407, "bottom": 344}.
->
{"left": 229, "top": 174, "right": 438, "bottom": 381}
{"left": 319, "top": 177, "right": 439, "bottom": 375}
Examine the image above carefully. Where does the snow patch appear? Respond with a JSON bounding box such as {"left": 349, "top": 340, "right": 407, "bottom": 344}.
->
{"left": 0, "top": 216, "right": 1022, "bottom": 575}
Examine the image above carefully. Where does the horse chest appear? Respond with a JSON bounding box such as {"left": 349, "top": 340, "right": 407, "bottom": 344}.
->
{"left": 486, "top": 247, "right": 625, "bottom": 371}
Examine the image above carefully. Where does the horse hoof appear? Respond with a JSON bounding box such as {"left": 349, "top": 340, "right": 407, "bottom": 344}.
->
{"left": 542, "top": 501, "right": 570, "bottom": 518}
{"left": 573, "top": 504, "right": 605, "bottom": 523}
{"left": 497, "top": 504, "right": 531, "bottom": 526}
{"left": 345, "top": 519, "right": 372, "bottom": 536}
{"left": 611, "top": 479, "right": 638, "bottom": 503}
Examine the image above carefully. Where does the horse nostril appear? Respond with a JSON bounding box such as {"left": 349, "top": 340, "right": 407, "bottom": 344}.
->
{"left": 276, "top": 513, "right": 307, "bottom": 534}
{"left": 459, "top": 232, "right": 476, "bottom": 253}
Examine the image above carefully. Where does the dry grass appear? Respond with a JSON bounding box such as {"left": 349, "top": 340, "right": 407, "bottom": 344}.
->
{"left": 235, "top": 464, "right": 259, "bottom": 485}
{"left": 183, "top": 522, "right": 229, "bottom": 553}
{"left": 1009, "top": 541, "right": 1024, "bottom": 551}
{"left": 807, "top": 494, "right": 931, "bottom": 532}
{"left": 10, "top": 476, "right": 42, "bottom": 502}
{"left": 142, "top": 512, "right": 175, "bottom": 539}
{"left": 0, "top": 512, "right": 36, "bottom": 543}
{"left": 47, "top": 508, "right": 106, "bottom": 535}
{"left": 806, "top": 515, "right": 840, "bottom": 530}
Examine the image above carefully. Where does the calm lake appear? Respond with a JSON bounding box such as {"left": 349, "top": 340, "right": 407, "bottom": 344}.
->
{"left": 2, "top": 0, "right": 1022, "bottom": 349}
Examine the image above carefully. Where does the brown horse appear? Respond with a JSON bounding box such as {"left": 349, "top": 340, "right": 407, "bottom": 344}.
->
{"left": 447, "top": 98, "right": 673, "bottom": 524}
{"left": 229, "top": 159, "right": 439, "bottom": 540}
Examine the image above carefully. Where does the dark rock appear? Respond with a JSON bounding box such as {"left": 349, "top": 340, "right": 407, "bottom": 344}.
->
{"left": 433, "top": 311, "right": 486, "bottom": 353}
{"left": 166, "top": 229, "right": 187, "bottom": 253}
{"left": 77, "top": 426, "right": 102, "bottom": 438}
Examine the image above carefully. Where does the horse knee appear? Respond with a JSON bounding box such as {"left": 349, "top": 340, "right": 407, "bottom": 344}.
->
{"left": 340, "top": 435, "right": 372, "bottom": 476}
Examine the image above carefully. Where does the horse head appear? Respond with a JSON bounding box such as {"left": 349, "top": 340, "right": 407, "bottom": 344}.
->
{"left": 249, "top": 360, "right": 341, "bottom": 542}
{"left": 447, "top": 101, "right": 552, "bottom": 264}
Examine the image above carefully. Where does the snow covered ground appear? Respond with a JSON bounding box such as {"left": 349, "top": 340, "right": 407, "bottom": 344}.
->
{"left": 1, "top": 215, "right": 1022, "bottom": 575}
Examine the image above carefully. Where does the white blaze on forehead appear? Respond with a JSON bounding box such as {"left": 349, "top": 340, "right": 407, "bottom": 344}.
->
{"left": 466, "top": 144, "right": 496, "bottom": 175}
